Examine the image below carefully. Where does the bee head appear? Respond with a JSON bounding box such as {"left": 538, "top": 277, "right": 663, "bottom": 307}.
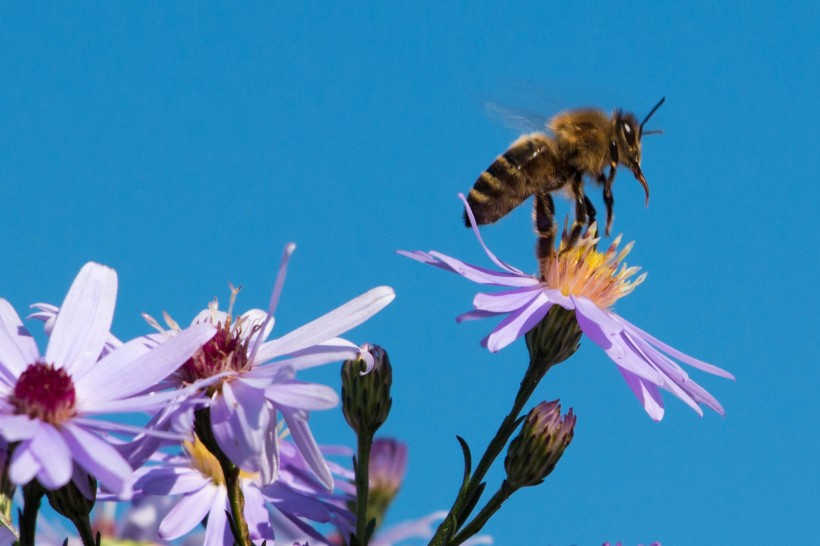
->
{"left": 613, "top": 111, "right": 643, "bottom": 170}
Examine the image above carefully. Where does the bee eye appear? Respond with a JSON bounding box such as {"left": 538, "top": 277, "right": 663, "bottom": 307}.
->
{"left": 622, "top": 122, "right": 637, "bottom": 146}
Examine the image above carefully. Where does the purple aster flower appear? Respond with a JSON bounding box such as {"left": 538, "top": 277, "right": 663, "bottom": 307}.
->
{"left": 134, "top": 435, "right": 352, "bottom": 546}
{"left": 0, "top": 262, "right": 216, "bottom": 497}
{"left": 145, "top": 244, "right": 394, "bottom": 489}
{"left": 399, "top": 194, "right": 734, "bottom": 421}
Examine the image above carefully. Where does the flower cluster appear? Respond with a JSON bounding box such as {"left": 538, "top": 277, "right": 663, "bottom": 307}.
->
{"left": 0, "top": 245, "right": 394, "bottom": 546}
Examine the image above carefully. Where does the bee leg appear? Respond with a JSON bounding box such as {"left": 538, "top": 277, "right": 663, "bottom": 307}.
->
{"left": 604, "top": 140, "right": 619, "bottom": 236}
{"left": 534, "top": 191, "right": 556, "bottom": 280}
{"left": 565, "top": 172, "right": 587, "bottom": 250}
{"left": 583, "top": 194, "right": 597, "bottom": 229}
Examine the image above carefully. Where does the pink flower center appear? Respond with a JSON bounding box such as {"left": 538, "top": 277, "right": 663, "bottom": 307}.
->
{"left": 12, "top": 362, "right": 77, "bottom": 424}
{"left": 178, "top": 321, "right": 252, "bottom": 384}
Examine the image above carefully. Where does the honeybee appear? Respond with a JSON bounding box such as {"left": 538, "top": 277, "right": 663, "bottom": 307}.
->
{"left": 465, "top": 97, "right": 665, "bottom": 272}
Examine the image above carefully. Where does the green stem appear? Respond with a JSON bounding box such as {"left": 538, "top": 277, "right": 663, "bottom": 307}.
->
{"left": 220, "top": 459, "right": 251, "bottom": 546}
{"left": 450, "top": 480, "right": 516, "bottom": 546}
{"left": 429, "top": 355, "right": 550, "bottom": 546}
{"left": 354, "top": 431, "right": 374, "bottom": 545}
{"left": 19, "top": 482, "right": 44, "bottom": 546}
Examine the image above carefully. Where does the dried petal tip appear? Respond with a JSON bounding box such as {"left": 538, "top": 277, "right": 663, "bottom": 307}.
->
{"left": 366, "top": 438, "right": 408, "bottom": 530}
{"left": 545, "top": 223, "right": 645, "bottom": 309}
{"left": 505, "top": 400, "right": 575, "bottom": 488}
{"left": 342, "top": 344, "right": 393, "bottom": 436}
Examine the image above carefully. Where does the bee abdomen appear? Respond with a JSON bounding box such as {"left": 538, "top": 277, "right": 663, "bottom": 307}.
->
{"left": 465, "top": 134, "right": 552, "bottom": 226}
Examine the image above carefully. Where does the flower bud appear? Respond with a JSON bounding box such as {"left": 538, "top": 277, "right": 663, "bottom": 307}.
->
{"left": 505, "top": 400, "right": 575, "bottom": 488}
{"left": 342, "top": 344, "right": 393, "bottom": 436}
{"left": 525, "top": 305, "right": 582, "bottom": 375}
{"left": 366, "top": 438, "right": 407, "bottom": 529}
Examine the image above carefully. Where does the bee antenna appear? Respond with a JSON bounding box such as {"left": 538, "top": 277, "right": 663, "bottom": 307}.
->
{"left": 642, "top": 129, "right": 664, "bottom": 136}
{"left": 639, "top": 97, "right": 666, "bottom": 134}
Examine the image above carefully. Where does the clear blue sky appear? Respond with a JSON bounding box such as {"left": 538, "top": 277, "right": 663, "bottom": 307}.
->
{"left": 1, "top": 3, "right": 817, "bottom": 545}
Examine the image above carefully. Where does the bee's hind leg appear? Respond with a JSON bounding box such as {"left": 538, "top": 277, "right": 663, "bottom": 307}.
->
{"left": 565, "top": 172, "right": 588, "bottom": 250}
{"left": 534, "top": 191, "right": 557, "bottom": 280}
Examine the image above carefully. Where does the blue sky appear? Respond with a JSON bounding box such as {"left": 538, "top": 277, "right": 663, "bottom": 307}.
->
{"left": 1, "top": 2, "right": 817, "bottom": 544}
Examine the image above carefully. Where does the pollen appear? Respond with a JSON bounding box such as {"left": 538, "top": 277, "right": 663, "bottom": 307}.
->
{"left": 184, "top": 436, "right": 226, "bottom": 486}
{"left": 178, "top": 320, "right": 253, "bottom": 386}
{"left": 11, "top": 362, "right": 77, "bottom": 424}
{"left": 542, "top": 223, "right": 646, "bottom": 309}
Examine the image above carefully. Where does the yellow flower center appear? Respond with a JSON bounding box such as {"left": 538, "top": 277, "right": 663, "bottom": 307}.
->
{"left": 543, "top": 224, "right": 645, "bottom": 309}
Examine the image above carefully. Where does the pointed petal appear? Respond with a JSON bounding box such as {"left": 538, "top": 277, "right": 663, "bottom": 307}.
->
{"left": 159, "top": 485, "right": 219, "bottom": 540}
{"left": 211, "top": 381, "right": 276, "bottom": 479}
{"left": 483, "top": 292, "right": 552, "bottom": 352}
{"left": 266, "top": 380, "right": 339, "bottom": 411}
{"left": 61, "top": 421, "right": 134, "bottom": 497}
{"left": 617, "top": 367, "right": 665, "bottom": 421}
{"left": 0, "top": 299, "right": 39, "bottom": 377}
{"left": 281, "top": 408, "right": 332, "bottom": 490}
{"left": 263, "top": 243, "right": 296, "bottom": 320}
{"left": 255, "top": 286, "right": 394, "bottom": 362}
{"left": 456, "top": 309, "right": 505, "bottom": 322}
{"left": 77, "top": 323, "right": 216, "bottom": 404}
{"left": 45, "top": 263, "right": 118, "bottom": 375}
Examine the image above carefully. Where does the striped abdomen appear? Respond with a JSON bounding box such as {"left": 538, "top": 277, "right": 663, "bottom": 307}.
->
{"left": 464, "top": 133, "right": 558, "bottom": 226}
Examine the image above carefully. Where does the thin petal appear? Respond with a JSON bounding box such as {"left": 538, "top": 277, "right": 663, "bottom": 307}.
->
{"left": 281, "top": 408, "right": 332, "bottom": 490}
{"left": 30, "top": 424, "right": 72, "bottom": 489}
{"left": 458, "top": 192, "right": 529, "bottom": 275}
{"left": 456, "top": 309, "right": 505, "bottom": 322}
{"left": 77, "top": 323, "right": 216, "bottom": 404}
{"left": 620, "top": 319, "right": 735, "bottom": 379}
{"left": 473, "top": 285, "right": 545, "bottom": 313}
{"left": 159, "top": 485, "right": 219, "bottom": 540}
{"left": 428, "top": 251, "right": 537, "bottom": 287}
{"left": 61, "top": 421, "right": 134, "bottom": 497}
{"left": 253, "top": 338, "right": 360, "bottom": 373}
{"left": 255, "top": 286, "right": 394, "bottom": 362}
{"left": 45, "top": 263, "right": 117, "bottom": 375}
{"left": 483, "top": 292, "right": 552, "bottom": 352}
{"left": 266, "top": 381, "right": 339, "bottom": 411}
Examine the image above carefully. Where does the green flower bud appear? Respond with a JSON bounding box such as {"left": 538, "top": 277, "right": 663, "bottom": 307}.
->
{"left": 525, "top": 305, "right": 582, "bottom": 376}
{"left": 342, "top": 344, "right": 393, "bottom": 436}
{"left": 505, "top": 400, "right": 576, "bottom": 488}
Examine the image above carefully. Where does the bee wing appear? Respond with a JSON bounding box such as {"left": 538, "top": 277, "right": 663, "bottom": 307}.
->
{"left": 483, "top": 102, "right": 550, "bottom": 134}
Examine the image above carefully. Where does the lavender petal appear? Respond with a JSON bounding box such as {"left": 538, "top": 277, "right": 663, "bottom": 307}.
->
{"left": 281, "top": 408, "right": 333, "bottom": 490}
{"left": 45, "top": 262, "right": 118, "bottom": 376}
{"left": 265, "top": 380, "right": 339, "bottom": 411}
{"left": 62, "top": 421, "right": 134, "bottom": 498}
{"left": 159, "top": 484, "right": 218, "bottom": 541}
{"left": 30, "top": 424, "right": 72, "bottom": 489}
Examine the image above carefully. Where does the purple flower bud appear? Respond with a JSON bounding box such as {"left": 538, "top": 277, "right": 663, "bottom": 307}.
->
{"left": 505, "top": 400, "right": 576, "bottom": 488}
